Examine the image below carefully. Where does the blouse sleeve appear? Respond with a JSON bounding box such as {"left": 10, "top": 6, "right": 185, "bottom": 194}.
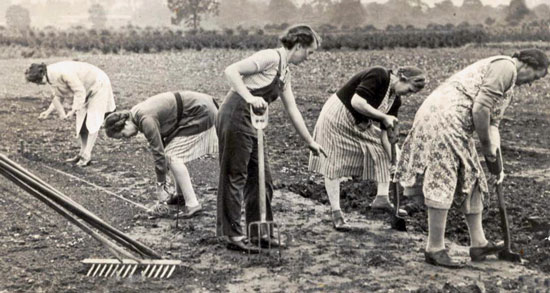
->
{"left": 139, "top": 115, "right": 167, "bottom": 183}
{"left": 60, "top": 73, "right": 87, "bottom": 112}
{"left": 242, "top": 49, "right": 279, "bottom": 73}
{"left": 475, "top": 60, "right": 515, "bottom": 110}
{"left": 355, "top": 68, "right": 387, "bottom": 108}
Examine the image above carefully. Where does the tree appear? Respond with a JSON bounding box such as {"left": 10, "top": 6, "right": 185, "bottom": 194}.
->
{"left": 88, "top": 3, "right": 107, "bottom": 29}
{"left": 506, "top": 0, "right": 531, "bottom": 26}
{"left": 0, "top": 0, "right": 12, "bottom": 24}
{"left": 5, "top": 5, "right": 30, "bottom": 31}
{"left": 327, "top": 0, "right": 366, "bottom": 29}
{"left": 266, "top": 0, "right": 298, "bottom": 24}
{"left": 167, "top": 0, "right": 219, "bottom": 30}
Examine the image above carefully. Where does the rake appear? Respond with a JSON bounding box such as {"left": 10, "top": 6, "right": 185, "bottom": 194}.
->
{"left": 247, "top": 106, "right": 282, "bottom": 260}
{"left": 0, "top": 154, "right": 182, "bottom": 278}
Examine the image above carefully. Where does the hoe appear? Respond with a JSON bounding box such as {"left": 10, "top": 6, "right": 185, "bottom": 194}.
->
{"left": 247, "top": 106, "right": 282, "bottom": 260}
{"left": 0, "top": 154, "right": 182, "bottom": 278}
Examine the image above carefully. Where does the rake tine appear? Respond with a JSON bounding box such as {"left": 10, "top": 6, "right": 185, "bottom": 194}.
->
{"left": 86, "top": 264, "right": 96, "bottom": 277}
{"left": 98, "top": 263, "right": 109, "bottom": 277}
{"left": 141, "top": 264, "right": 151, "bottom": 277}
{"left": 115, "top": 264, "right": 126, "bottom": 277}
{"left": 166, "top": 265, "right": 177, "bottom": 278}
{"left": 147, "top": 265, "right": 158, "bottom": 278}
{"left": 153, "top": 265, "right": 164, "bottom": 278}
{"left": 159, "top": 265, "right": 171, "bottom": 279}
{"left": 121, "top": 264, "right": 133, "bottom": 278}
{"left": 128, "top": 264, "right": 138, "bottom": 278}
{"left": 104, "top": 264, "right": 114, "bottom": 277}
{"left": 92, "top": 264, "right": 103, "bottom": 277}
{"left": 109, "top": 264, "right": 119, "bottom": 277}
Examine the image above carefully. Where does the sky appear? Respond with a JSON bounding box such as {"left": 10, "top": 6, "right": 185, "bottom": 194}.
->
{"left": 10, "top": 0, "right": 550, "bottom": 8}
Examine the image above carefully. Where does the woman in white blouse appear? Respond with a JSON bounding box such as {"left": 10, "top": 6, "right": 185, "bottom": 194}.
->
{"left": 25, "top": 61, "right": 116, "bottom": 167}
{"left": 216, "top": 24, "right": 326, "bottom": 252}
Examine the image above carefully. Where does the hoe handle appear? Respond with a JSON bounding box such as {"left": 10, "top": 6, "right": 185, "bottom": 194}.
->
{"left": 495, "top": 149, "right": 512, "bottom": 250}
{"left": 390, "top": 142, "right": 400, "bottom": 216}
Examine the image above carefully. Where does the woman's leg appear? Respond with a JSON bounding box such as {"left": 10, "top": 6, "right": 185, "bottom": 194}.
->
{"left": 426, "top": 207, "right": 448, "bottom": 252}
{"left": 465, "top": 213, "right": 488, "bottom": 247}
{"left": 169, "top": 160, "right": 200, "bottom": 208}
{"left": 325, "top": 177, "right": 342, "bottom": 212}
{"left": 371, "top": 181, "right": 391, "bottom": 206}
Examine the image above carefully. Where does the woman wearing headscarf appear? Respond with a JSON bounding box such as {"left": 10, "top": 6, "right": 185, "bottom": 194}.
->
{"left": 396, "top": 49, "right": 549, "bottom": 268}
{"left": 25, "top": 61, "right": 116, "bottom": 167}
{"left": 216, "top": 24, "right": 326, "bottom": 252}
{"left": 309, "top": 66, "right": 426, "bottom": 230}
{"left": 104, "top": 90, "right": 218, "bottom": 218}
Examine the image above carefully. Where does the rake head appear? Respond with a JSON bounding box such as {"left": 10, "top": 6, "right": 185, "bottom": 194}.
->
{"left": 247, "top": 221, "right": 282, "bottom": 261}
{"left": 82, "top": 259, "right": 182, "bottom": 278}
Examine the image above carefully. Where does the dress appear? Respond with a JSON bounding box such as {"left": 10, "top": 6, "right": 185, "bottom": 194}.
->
{"left": 46, "top": 61, "right": 116, "bottom": 135}
{"left": 308, "top": 67, "right": 399, "bottom": 182}
{"left": 395, "top": 56, "right": 516, "bottom": 213}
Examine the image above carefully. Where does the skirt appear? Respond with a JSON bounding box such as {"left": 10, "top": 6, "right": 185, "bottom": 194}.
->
{"left": 75, "top": 73, "right": 116, "bottom": 136}
{"left": 165, "top": 126, "right": 218, "bottom": 164}
{"left": 395, "top": 83, "right": 488, "bottom": 213}
{"left": 308, "top": 94, "right": 391, "bottom": 182}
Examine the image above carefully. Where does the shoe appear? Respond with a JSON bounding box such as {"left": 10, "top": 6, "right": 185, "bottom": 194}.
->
{"left": 370, "top": 197, "right": 408, "bottom": 217}
{"left": 65, "top": 155, "right": 81, "bottom": 163}
{"left": 470, "top": 241, "right": 504, "bottom": 262}
{"left": 424, "top": 249, "right": 464, "bottom": 269}
{"left": 332, "top": 210, "right": 351, "bottom": 232}
{"left": 76, "top": 158, "right": 91, "bottom": 167}
{"left": 249, "top": 235, "right": 286, "bottom": 249}
{"left": 226, "top": 237, "right": 260, "bottom": 254}
{"left": 174, "top": 204, "right": 202, "bottom": 219}
{"left": 166, "top": 194, "right": 185, "bottom": 206}
{"left": 147, "top": 202, "right": 171, "bottom": 218}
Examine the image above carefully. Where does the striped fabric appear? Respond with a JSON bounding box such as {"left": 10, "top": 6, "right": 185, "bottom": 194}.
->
{"left": 164, "top": 126, "right": 218, "bottom": 164}
{"left": 308, "top": 94, "right": 391, "bottom": 182}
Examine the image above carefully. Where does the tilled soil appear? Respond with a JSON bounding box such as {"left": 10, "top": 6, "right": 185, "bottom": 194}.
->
{"left": 1, "top": 49, "right": 550, "bottom": 292}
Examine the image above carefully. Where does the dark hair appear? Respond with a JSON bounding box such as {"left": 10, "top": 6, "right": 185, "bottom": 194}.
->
{"left": 396, "top": 66, "right": 426, "bottom": 92}
{"left": 25, "top": 63, "right": 47, "bottom": 84}
{"left": 512, "top": 49, "right": 549, "bottom": 74}
{"left": 104, "top": 111, "right": 131, "bottom": 138}
{"left": 279, "top": 24, "right": 322, "bottom": 49}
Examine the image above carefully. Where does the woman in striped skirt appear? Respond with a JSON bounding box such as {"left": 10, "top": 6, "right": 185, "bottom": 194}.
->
{"left": 309, "top": 66, "right": 426, "bottom": 231}
{"left": 104, "top": 90, "right": 218, "bottom": 219}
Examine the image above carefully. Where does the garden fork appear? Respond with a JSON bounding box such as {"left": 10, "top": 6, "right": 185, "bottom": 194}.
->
{"left": 247, "top": 106, "right": 282, "bottom": 260}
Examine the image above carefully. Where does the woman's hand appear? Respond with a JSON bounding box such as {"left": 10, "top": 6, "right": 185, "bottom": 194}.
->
{"left": 481, "top": 143, "right": 498, "bottom": 163}
{"left": 62, "top": 109, "right": 76, "bottom": 120}
{"left": 248, "top": 96, "right": 268, "bottom": 114}
{"left": 309, "top": 141, "right": 328, "bottom": 157}
{"left": 38, "top": 110, "right": 51, "bottom": 120}
{"left": 382, "top": 115, "right": 398, "bottom": 129}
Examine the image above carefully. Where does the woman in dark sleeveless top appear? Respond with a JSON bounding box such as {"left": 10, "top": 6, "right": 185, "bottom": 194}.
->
{"left": 216, "top": 24, "right": 326, "bottom": 252}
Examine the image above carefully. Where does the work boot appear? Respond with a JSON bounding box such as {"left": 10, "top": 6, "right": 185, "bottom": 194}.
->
{"left": 370, "top": 195, "right": 408, "bottom": 217}
{"left": 470, "top": 241, "right": 504, "bottom": 261}
{"left": 174, "top": 204, "right": 203, "bottom": 219}
{"left": 424, "top": 249, "right": 464, "bottom": 269}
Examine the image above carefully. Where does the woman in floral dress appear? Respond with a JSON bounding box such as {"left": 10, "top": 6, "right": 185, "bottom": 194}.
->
{"left": 395, "top": 49, "right": 549, "bottom": 268}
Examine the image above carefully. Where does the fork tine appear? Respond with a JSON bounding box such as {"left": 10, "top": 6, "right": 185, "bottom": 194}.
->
{"left": 159, "top": 265, "right": 171, "bottom": 278}
{"left": 86, "top": 264, "right": 96, "bottom": 277}
{"left": 166, "top": 265, "right": 177, "bottom": 278}
{"left": 153, "top": 265, "right": 164, "bottom": 278}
